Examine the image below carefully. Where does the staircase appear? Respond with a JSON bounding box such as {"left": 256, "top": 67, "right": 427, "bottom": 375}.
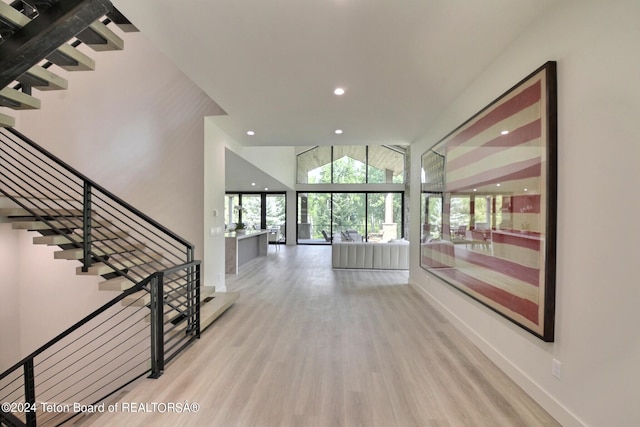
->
{"left": 0, "top": 2, "right": 238, "bottom": 426}
{"left": 0, "top": 202, "right": 237, "bottom": 322}
{"left": 0, "top": 0, "right": 133, "bottom": 127}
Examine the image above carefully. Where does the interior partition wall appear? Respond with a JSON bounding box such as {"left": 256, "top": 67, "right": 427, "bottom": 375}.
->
{"left": 297, "top": 191, "right": 404, "bottom": 244}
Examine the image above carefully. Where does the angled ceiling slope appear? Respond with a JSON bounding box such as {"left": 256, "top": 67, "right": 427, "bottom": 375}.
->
{"left": 225, "top": 148, "right": 290, "bottom": 192}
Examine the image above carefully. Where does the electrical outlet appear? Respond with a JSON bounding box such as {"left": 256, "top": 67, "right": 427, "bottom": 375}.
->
{"left": 551, "top": 358, "right": 562, "bottom": 379}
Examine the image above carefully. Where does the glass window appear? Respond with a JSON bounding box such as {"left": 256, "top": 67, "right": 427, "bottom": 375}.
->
{"left": 224, "top": 194, "right": 239, "bottom": 228}
{"left": 241, "top": 194, "right": 262, "bottom": 230}
{"left": 332, "top": 146, "right": 366, "bottom": 184}
{"left": 266, "top": 194, "right": 286, "bottom": 239}
{"left": 367, "top": 192, "right": 402, "bottom": 242}
{"left": 297, "top": 146, "right": 331, "bottom": 184}
{"left": 368, "top": 146, "right": 405, "bottom": 184}
{"left": 332, "top": 193, "right": 366, "bottom": 238}
{"left": 297, "top": 192, "right": 332, "bottom": 244}
{"left": 297, "top": 145, "right": 405, "bottom": 184}
{"left": 297, "top": 192, "right": 404, "bottom": 244}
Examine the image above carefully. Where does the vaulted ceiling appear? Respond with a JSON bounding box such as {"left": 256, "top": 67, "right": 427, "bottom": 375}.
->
{"left": 111, "top": 0, "right": 558, "bottom": 149}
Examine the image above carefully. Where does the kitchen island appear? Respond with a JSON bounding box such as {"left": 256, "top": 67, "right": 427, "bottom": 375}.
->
{"left": 225, "top": 229, "right": 269, "bottom": 274}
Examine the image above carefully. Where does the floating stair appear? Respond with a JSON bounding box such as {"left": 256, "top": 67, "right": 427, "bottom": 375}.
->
{"left": 143, "top": 288, "right": 239, "bottom": 332}
{"left": 49, "top": 44, "right": 96, "bottom": 72}
{"left": 0, "top": 0, "right": 131, "bottom": 126}
{"left": 78, "top": 21, "right": 124, "bottom": 51}
{"left": 18, "top": 65, "right": 69, "bottom": 91}
{"left": 0, "top": 87, "right": 41, "bottom": 109}
{"left": 11, "top": 218, "right": 111, "bottom": 231}
{"left": 0, "top": 112, "right": 15, "bottom": 127}
{"left": 0, "top": 207, "right": 83, "bottom": 217}
{"left": 75, "top": 252, "right": 160, "bottom": 276}
{"left": 32, "top": 229, "right": 129, "bottom": 245}
{"left": 54, "top": 242, "right": 145, "bottom": 260}
{"left": 98, "top": 276, "right": 136, "bottom": 291}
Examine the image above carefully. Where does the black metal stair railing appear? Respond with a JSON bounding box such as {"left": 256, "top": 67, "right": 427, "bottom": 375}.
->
{"left": 0, "top": 127, "right": 203, "bottom": 426}
{"left": 0, "top": 262, "right": 201, "bottom": 427}
{"left": 0, "top": 127, "right": 195, "bottom": 303}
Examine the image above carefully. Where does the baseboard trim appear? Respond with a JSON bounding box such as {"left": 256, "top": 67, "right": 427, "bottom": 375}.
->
{"left": 409, "top": 279, "right": 586, "bottom": 427}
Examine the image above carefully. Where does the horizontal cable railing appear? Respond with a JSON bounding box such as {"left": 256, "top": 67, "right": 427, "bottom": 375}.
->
{"left": 0, "top": 262, "right": 200, "bottom": 427}
{"left": 0, "top": 128, "right": 202, "bottom": 426}
{"left": 0, "top": 127, "right": 194, "bottom": 307}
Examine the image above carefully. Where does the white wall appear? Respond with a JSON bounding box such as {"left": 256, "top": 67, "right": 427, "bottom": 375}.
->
{"left": 240, "top": 146, "right": 296, "bottom": 190}
{"left": 0, "top": 223, "right": 21, "bottom": 372}
{"left": 409, "top": 1, "right": 640, "bottom": 426}
{"left": 203, "top": 121, "right": 230, "bottom": 291}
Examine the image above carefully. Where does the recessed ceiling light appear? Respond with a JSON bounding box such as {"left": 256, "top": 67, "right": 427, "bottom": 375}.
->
{"left": 334, "top": 87, "right": 345, "bottom": 96}
{"left": 496, "top": 183, "right": 501, "bottom": 187}
{"left": 247, "top": 131, "right": 255, "bottom": 136}
{"left": 501, "top": 130, "right": 509, "bottom": 135}
{"left": 264, "top": 187, "right": 269, "bottom": 191}
{"left": 473, "top": 189, "right": 477, "bottom": 192}
{"left": 251, "top": 182, "right": 256, "bottom": 186}
{"left": 335, "top": 129, "right": 343, "bottom": 134}
{"left": 524, "top": 188, "right": 528, "bottom": 192}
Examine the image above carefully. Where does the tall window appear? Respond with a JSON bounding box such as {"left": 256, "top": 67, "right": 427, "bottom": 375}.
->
{"left": 368, "top": 145, "right": 405, "bottom": 184}
{"left": 332, "top": 146, "right": 367, "bottom": 183}
{"left": 225, "top": 192, "right": 286, "bottom": 235}
{"left": 297, "top": 192, "right": 404, "bottom": 244}
{"left": 224, "top": 193, "right": 240, "bottom": 226}
{"left": 297, "top": 146, "right": 331, "bottom": 184}
{"left": 296, "top": 145, "right": 405, "bottom": 184}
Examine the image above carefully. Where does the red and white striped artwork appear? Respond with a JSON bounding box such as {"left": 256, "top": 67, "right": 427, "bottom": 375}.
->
{"left": 420, "top": 62, "right": 557, "bottom": 341}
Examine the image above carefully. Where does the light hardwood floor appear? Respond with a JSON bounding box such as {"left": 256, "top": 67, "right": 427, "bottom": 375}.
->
{"left": 90, "top": 245, "right": 560, "bottom": 427}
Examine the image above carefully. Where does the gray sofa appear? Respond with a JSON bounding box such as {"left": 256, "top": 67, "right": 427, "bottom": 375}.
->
{"left": 332, "top": 240, "right": 409, "bottom": 270}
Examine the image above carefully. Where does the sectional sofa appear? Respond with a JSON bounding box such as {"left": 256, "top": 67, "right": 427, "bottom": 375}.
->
{"left": 331, "top": 240, "right": 409, "bottom": 270}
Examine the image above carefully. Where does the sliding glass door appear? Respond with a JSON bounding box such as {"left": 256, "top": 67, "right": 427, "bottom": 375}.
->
{"left": 297, "top": 192, "right": 403, "bottom": 244}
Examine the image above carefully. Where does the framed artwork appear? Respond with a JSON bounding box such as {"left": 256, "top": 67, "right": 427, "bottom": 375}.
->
{"left": 420, "top": 61, "right": 557, "bottom": 341}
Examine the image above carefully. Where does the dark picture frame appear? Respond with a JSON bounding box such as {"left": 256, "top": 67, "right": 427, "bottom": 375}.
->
{"left": 420, "top": 62, "right": 557, "bottom": 341}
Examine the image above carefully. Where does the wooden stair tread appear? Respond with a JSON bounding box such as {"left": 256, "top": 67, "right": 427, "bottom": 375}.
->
{"left": 0, "top": 2, "right": 30, "bottom": 27}
{"left": 32, "top": 229, "right": 128, "bottom": 245}
{"left": 200, "top": 291, "right": 238, "bottom": 331}
{"left": 0, "top": 87, "right": 40, "bottom": 110}
{"left": 0, "top": 3, "right": 95, "bottom": 71}
{"left": 143, "top": 288, "right": 238, "bottom": 329}
{"left": 49, "top": 44, "right": 96, "bottom": 72}
{"left": 122, "top": 290, "right": 150, "bottom": 307}
{"left": 78, "top": 21, "right": 124, "bottom": 51}
{"left": 75, "top": 253, "right": 160, "bottom": 275}
{"left": 98, "top": 276, "right": 136, "bottom": 291}
{"left": 0, "top": 207, "right": 83, "bottom": 217}
{"left": 0, "top": 112, "right": 15, "bottom": 127}
{"left": 19, "top": 65, "right": 69, "bottom": 91}
{"left": 54, "top": 243, "right": 146, "bottom": 260}
{"left": 11, "top": 218, "right": 110, "bottom": 230}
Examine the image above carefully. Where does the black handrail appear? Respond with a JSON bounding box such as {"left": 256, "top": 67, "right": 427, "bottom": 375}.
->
{"left": 0, "top": 279, "right": 145, "bottom": 383}
{"left": 0, "top": 261, "right": 201, "bottom": 427}
{"left": 3, "top": 127, "right": 194, "bottom": 250}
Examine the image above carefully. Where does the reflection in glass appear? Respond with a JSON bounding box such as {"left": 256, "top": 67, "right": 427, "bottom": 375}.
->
{"left": 418, "top": 62, "right": 556, "bottom": 341}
